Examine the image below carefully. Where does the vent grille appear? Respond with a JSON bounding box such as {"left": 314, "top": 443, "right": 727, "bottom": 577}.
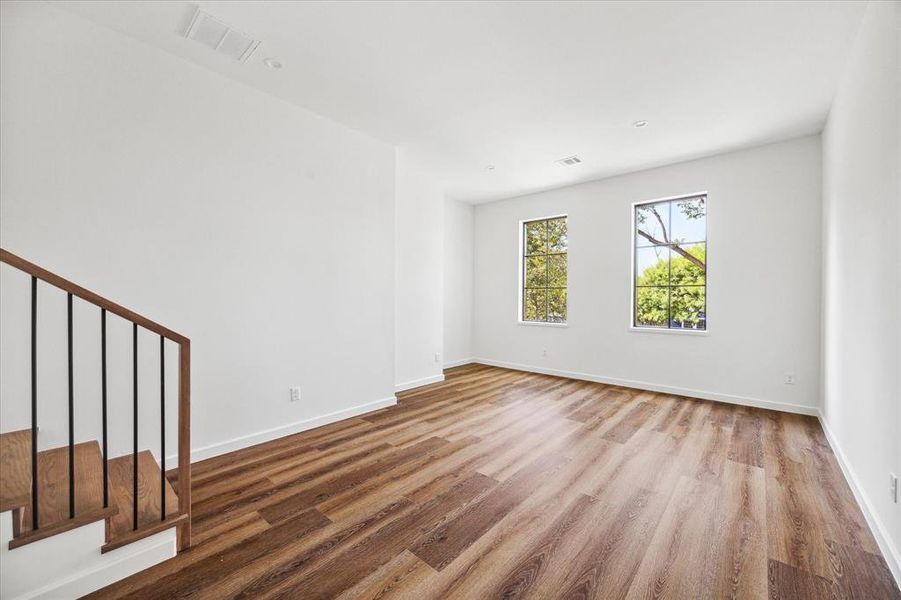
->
{"left": 184, "top": 7, "right": 260, "bottom": 63}
{"left": 556, "top": 155, "right": 582, "bottom": 167}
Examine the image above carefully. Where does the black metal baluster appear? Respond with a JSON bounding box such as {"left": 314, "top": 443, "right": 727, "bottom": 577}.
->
{"left": 31, "top": 276, "right": 39, "bottom": 530}
{"left": 159, "top": 335, "right": 165, "bottom": 521}
{"left": 132, "top": 322, "right": 138, "bottom": 531}
{"left": 67, "top": 293, "right": 74, "bottom": 519}
{"left": 101, "top": 309, "right": 109, "bottom": 509}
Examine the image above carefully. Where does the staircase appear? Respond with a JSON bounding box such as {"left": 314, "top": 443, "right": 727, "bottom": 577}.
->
{"left": 0, "top": 249, "right": 191, "bottom": 595}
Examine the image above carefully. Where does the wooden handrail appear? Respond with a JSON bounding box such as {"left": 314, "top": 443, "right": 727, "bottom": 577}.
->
{"left": 0, "top": 249, "right": 189, "bottom": 345}
{"left": 0, "top": 247, "right": 192, "bottom": 551}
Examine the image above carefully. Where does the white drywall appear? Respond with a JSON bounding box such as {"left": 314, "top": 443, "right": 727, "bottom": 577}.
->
{"left": 821, "top": 0, "right": 900, "bottom": 579}
{"left": 0, "top": 510, "right": 175, "bottom": 599}
{"left": 473, "top": 136, "right": 823, "bottom": 413}
{"left": 394, "top": 150, "right": 444, "bottom": 391}
{"left": 0, "top": 1, "right": 396, "bottom": 459}
{"left": 443, "top": 198, "right": 474, "bottom": 366}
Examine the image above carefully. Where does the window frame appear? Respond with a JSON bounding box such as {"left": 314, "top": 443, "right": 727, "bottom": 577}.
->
{"left": 518, "top": 214, "right": 569, "bottom": 326}
{"left": 629, "top": 192, "right": 708, "bottom": 335}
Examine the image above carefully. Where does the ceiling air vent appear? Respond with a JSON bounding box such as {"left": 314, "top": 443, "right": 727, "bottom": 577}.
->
{"left": 556, "top": 155, "right": 582, "bottom": 167}
{"left": 184, "top": 7, "right": 260, "bottom": 63}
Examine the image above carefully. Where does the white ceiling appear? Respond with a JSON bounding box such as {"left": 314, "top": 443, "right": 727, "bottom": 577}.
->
{"left": 51, "top": 0, "right": 866, "bottom": 203}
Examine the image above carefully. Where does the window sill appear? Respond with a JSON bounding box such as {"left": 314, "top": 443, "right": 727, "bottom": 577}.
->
{"left": 629, "top": 326, "right": 707, "bottom": 336}
{"left": 518, "top": 321, "right": 568, "bottom": 328}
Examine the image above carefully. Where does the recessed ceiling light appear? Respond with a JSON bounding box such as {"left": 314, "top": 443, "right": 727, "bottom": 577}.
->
{"left": 263, "top": 58, "right": 283, "bottom": 70}
{"left": 633, "top": 120, "right": 649, "bottom": 128}
{"left": 486, "top": 165, "right": 495, "bottom": 171}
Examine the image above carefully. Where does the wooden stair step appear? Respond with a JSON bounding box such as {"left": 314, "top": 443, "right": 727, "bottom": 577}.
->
{"left": 9, "top": 440, "right": 117, "bottom": 549}
{"left": 0, "top": 429, "right": 32, "bottom": 513}
{"left": 105, "top": 450, "right": 183, "bottom": 553}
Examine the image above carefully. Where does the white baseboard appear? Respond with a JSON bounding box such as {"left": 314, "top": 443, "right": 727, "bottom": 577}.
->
{"left": 817, "top": 413, "right": 901, "bottom": 587}
{"left": 395, "top": 374, "right": 445, "bottom": 393}
{"left": 472, "top": 358, "right": 819, "bottom": 416}
{"left": 443, "top": 357, "right": 476, "bottom": 369}
{"left": 177, "top": 396, "right": 397, "bottom": 464}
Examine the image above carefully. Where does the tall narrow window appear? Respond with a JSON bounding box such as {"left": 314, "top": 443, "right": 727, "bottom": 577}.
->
{"left": 522, "top": 216, "right": 568, "bottom": 323}
{"left": 633, "top": 194, "right": 706, "bottom": 330}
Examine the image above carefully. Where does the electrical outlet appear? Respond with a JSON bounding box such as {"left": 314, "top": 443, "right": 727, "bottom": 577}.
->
{"left": 891, "top": 473, "right": 898, "bottom": 503}
{"left": 783, "top": 373, "right": 796, "bottom": 385}
{"left": 542, "top": 348, "right": 548, "bottom": 357}
{"left": 434, "top": 353, "right": 440, "bottom": 363}
{"left": 290, "top": 387, "right": 301, "bottom": 402}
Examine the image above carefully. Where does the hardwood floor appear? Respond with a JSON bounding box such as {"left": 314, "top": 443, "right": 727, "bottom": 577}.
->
{"left": 88, "top": 364, "right": 900, "bottom": 599}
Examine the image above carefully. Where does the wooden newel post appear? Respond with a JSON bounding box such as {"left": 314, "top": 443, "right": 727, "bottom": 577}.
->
{"left": 177, "top": 339, "right": 191, "bottom": 550}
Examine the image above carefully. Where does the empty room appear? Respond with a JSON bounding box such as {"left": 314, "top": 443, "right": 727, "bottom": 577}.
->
{"left": 0, "top": 0, "right": 898, "bottom": 598}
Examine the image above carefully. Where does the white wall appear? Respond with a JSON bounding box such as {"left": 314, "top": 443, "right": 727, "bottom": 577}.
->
{"left": 394, "top": 150, "right": 444, "bottom": 391}
{"left": 443, "top": 198, "right": 474, "bottom": 366}
{"left": 0, "top": 1, "right": 396, "bottom": 460}
{"left": 821, "top": 0, "right": 900, "bottom": 578}
{"left": 473, "top": 136, "right": 823, "bottom": 413}
{"left": 0, "top": 511, "right": 175, "bottom": 600}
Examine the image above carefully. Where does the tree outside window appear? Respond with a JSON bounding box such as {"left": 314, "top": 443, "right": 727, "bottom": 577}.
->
{"left": 522, "top": 216, "right": 567, "bottom": 323}
{"left": 634, "top": 196, "right": 706, "bottom": 329}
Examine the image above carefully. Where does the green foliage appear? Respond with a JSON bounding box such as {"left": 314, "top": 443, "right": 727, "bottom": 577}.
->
{"left": 524, "top": 289, "right": 546, "bottom": 321}
{"left": 526, "top": 255, "right": 546, "bottom": 287}
{"left": 525, "top": 221, "right": 547, "bottom": 255}
{"left": 547, "top": 218, "right": 567, "bottom": 252}
{"left": 670, "top": 285, "right": 706, "bottom": 328}
{"left": 547, "top": 288, "right": 566, "bottom": 322}
{"left": 635, "top": 245, "right": 706, "bottom": 328}
{"left": 547, "top": 255, "right": 566, "bottom": 287}
{"left": 636, "top": 245, "right": 706, "bottom": 287}
{"left": 635, "top": 287, "right": 668, "bottom": 326}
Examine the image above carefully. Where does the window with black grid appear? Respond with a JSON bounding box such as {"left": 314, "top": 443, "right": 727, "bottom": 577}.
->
{"left": 522, "top": 216, "right": 567, "bottom": 323}
{"left": 633, "top": 195, "right": 707, "bottom": 330}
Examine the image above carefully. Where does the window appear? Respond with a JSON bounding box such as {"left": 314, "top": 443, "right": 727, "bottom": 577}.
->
{"left": 521, "top": 216, "right": 568, "bottom": 323}
{"left": 633, "top": 194, "right": 707, "bottom": 330}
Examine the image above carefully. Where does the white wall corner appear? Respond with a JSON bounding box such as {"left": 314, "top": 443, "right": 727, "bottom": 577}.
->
{"left": 817, "top": 413, "right": 901, "bottom": 588}
{"left": 395, "top": 373, "right": 445, "bottom": 393}
{"left": 443, "top": 357, "right": 475, "bottom": 369}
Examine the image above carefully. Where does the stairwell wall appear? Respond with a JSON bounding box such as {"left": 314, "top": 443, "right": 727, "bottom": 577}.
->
{"left": 0, "top": 1, "right": 397, "bottom": 460}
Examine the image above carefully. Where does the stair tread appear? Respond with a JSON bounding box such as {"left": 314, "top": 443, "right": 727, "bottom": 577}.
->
{"left": 0, "top": 429, "right": 32, "bottom": 512}
{"left": 6, "top": 439, "right": 117, "bottom": 548}
{"left": 21, "top": 441, "right": 113, "bottom": 534}
{"left": 106, "top": 450, "right": 181, "bottom": 547}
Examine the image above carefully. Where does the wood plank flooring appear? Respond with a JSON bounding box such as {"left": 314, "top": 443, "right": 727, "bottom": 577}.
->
{"left": 88, "top": 364, "right": 900, "bottom": 599}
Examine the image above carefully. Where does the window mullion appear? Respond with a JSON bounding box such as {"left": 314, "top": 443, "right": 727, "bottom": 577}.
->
{"left": 664, "top": 199, "right": 671, "bottom": 329}
{"left": 543, "top": 220, "right": 548, "bottom": 321}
